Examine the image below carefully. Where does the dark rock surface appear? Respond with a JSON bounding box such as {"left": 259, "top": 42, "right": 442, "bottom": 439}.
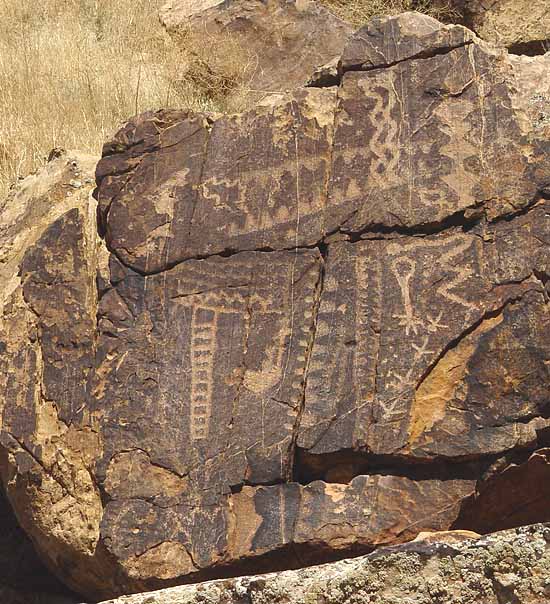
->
{"left": 0, "top": 12, "right": 549, "bottom": 601}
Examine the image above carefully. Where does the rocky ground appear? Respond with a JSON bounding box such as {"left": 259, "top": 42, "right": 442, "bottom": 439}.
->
{"left": 99, "top": 525, "right": 550, "bottom": 604}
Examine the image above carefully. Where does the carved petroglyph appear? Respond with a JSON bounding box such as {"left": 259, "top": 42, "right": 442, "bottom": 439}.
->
{"left": 357, "top": 75, "right": 400, "bottom": 186}
{"left": 391, "top": 257, "right": 421, "bottom": 336}
{"left": 190, "top": 308, "right": 219, "bottom": 441}
{"left": 4, "top": 12, "right": 550, "bottom": 597}
{"left": 301, "top": 194, "right": 550, "bottom": 457}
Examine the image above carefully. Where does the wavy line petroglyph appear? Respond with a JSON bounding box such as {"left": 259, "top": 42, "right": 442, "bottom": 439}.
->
{"left": 358, "top": 76, "right": 400, "bottom": 185}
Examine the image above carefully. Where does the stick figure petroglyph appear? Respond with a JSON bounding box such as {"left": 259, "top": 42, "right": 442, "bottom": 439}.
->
{"left": 392, "top": 257, "right": 424, "bottom": 336}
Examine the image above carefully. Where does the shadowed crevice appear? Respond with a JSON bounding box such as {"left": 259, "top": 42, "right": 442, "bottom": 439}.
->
{"left": 0, "top": 487, "right": 79, "bottom": 603}
{"left": 508, "top": 39, "right": 550, "bottom": 56}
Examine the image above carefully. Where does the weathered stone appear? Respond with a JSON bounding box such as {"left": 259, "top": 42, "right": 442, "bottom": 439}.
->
{"left": 455, "top": 0, "right": 550, "bottom": 53}
{"left": 0, "top": 489, "right": 78, "bottom": 604}
{"left": 0, "top": 150, "right": 98, "bottom": 309}
{"left": 330, "top": 13, "right": 549, "bottom": 233}
{"left": 158, "top": 0, "right": 353, "bottom": 93}
{"left": 455, "top": 449, "right": 550, "bottom": 534}
{"left": 339, "top": 12, "right": 477, "bottom": 73}
{"left": 0, "top": 152, "right": 109, "bottom": 596}
{"left": 298, "top": 203, "right": 550, "bottom": 459}
{"left": 99, "top": 18, "right": 550, "bottom": 275}
{"left": 306, "top": 57, "right": 339, "bottom": 88}
{"left": 97, "top": 524, "right": 550, "bottom": 604}
{"left": 159, "top": 0, "right": 223, "bottom": 28}
{"left": 2, "top": 13, "right": 550, "bottom": 600}
{"left": 96, "top": 89, "right": 337, "bottom": 273}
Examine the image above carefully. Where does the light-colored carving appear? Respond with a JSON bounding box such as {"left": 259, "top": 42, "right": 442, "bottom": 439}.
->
{"left": 357, "top": 75, "right": 400, "bottom": 186}
{"left": 190, "top": 307, "right": 218, "bottom": 441}
{"left": 176, "top": 267, "right": 298, "bottom": 440}
{"left": 392, "top": 257, "right": 423, "bottom": 336}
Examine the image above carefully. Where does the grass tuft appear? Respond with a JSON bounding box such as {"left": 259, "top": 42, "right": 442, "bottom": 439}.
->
{"left": 319, "top": 0, "right": 459, "bottom": 28}
{"left": 0, "top": 0, "right": 225, "bottom": 198}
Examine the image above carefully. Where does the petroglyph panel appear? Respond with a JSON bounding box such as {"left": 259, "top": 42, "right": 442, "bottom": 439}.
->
{"left": 299, "top": 200, "right": 550, "bottom": 459}
{"left": 93, "top": 249, "right": 322, "bottom": 576}
{"left": 3, "top": 12, "right": 550, "bottom": 598}
{"left": 96, "top": 17, "right": 550, "bottom": 275}
{"left": 97, "top": 89, "right": 337, "bottom": 274}
{"left": 326, "top": 42, "right": 547, "bottom": 233}
{"left": 339, "top": 13, "right": 475, "bottom": 72}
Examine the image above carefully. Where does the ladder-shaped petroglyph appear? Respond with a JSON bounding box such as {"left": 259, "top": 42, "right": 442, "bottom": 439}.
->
{"left": 352, "top": 247, "right": 383, "bottom": 443}
{"left": 185, "top": 288, "right": 252, "bottom": 442}
{"left": 181, "top": 285, "right": 293, "bottom": 442}
{"left": 190, "top": 307, "right": 219, "bottom": 441}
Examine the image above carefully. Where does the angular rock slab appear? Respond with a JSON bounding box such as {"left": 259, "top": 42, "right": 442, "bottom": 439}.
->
{"left": 98, "top": 524, "right": 550, "bottom": 604}
{"left": 455, "top": 448, "right": 550, "bottom": 534}
{"left": 96, "top": 90, "right": 337, "bottom": 273}
{"left": 3, "top": 200, "right": 477, "bottom": 597}
{"left": 331, "top": 12, "right": 550, "bottom": 232}
{"left": 299, "top": 200, "right": 550, "bottom": 458}
{"left": 159, "top": 0, "right": 223, "bottom": 28}
{"left": 2, "top": 13, "right": 550, "bottom": 600}
{"left": 158, "top": 0, "right": 353, "bottom": 92}
{"left": 339, "top": 11, "right": 477, "bottom": 73}
{"left": 98, "top": 16, "right": 550, "bottom": 274}
{"left": 95, "top": 249, "right": 322, "bottom": 580}
{"left": 0, "top": 154, "right": 108, "bottom": 596}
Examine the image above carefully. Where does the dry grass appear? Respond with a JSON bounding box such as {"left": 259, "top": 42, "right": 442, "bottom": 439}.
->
{"left": 0, "top": 0, "right": 460, "bottom": 198}
{"left": 320, "top": 0, "right": 459, "bottom": 27}
{"left": 0, "top": 0, "right": 248, "bottom": 198}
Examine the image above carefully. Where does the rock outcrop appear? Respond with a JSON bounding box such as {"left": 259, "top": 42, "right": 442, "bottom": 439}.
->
{"left": 158, "top": 0, "right": 353, "bottom": 92}
{"left": 451, "top": 0, "right": 550, "bottom": 54}
{"left": 0, "top": 151, "right": 106, "bottom": 597}
{"left": 1, "top": 11, "right": 549, "bottom": 601}
{"left": 98, "top": 524, "right": 550, "bottom": 604}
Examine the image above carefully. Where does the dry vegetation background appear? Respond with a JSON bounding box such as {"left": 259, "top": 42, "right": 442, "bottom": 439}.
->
{"left": 0, "top": 0, "right": 455, "bottom": 198}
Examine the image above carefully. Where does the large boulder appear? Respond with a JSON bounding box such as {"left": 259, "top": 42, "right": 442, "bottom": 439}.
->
{"left": 97, "top": 524, "right": 550, "bottom": 604}
{"left": 158, "top": 0, "right": 353, "bottom": 93}
{"left": 0, "top": 152, "right": 107, "bottom": 596}
{"left": 1, "top": 12, "right": 549, "bottom": 600}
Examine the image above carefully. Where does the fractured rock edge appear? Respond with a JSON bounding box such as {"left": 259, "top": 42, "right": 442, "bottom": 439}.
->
{"left": 96, "top": 14, "right": 550, "bottom": 277}
{"left": 97, "top": 524, "right": 550, "bottom": 604}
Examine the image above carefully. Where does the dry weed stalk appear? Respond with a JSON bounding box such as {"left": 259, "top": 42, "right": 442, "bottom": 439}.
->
{"left": 0, "top": 0, "right": 227, "bottom": 197}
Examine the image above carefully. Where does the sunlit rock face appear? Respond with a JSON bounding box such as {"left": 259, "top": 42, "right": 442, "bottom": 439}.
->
{"left": 97, "top": 524, "right": 550, "bottom": 604}
{"left": 1, "top": 12, "right": 549, "bottom": 601}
